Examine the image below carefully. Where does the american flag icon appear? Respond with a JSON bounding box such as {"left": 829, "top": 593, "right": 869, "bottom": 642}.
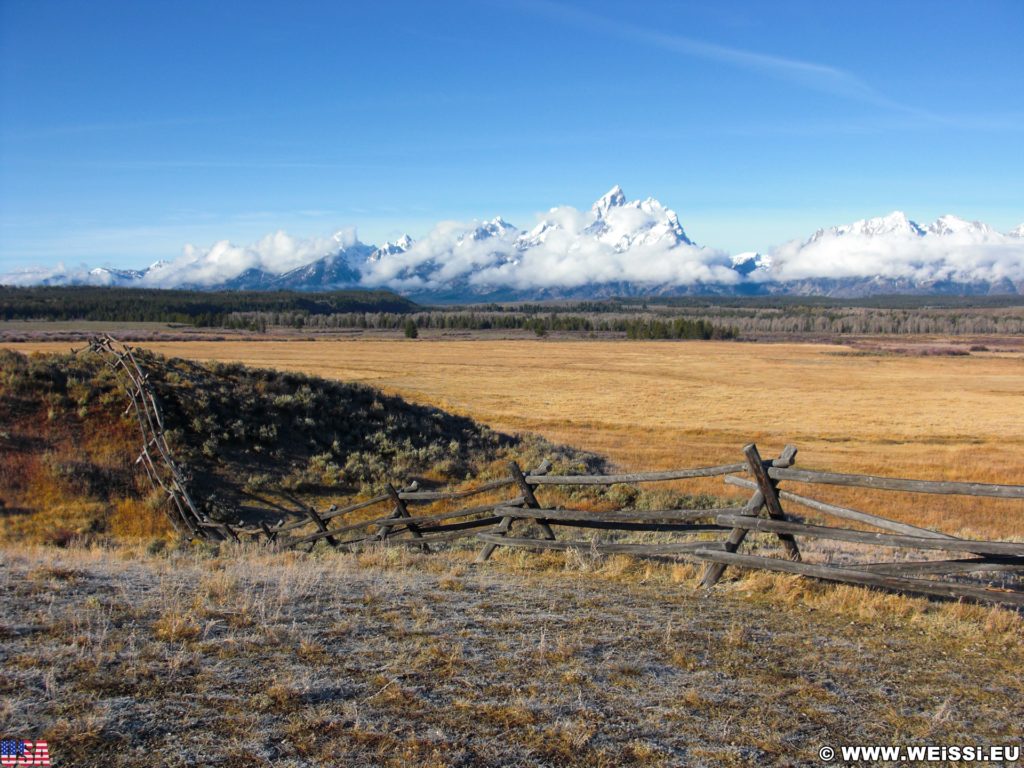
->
{"left": 0, "top": 740, "right": 50, "bottom": 767}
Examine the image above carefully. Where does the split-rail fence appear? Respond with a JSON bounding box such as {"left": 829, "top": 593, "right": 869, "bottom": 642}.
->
{"left": 88, "top": 335, "right": 1024, "bottom": 609}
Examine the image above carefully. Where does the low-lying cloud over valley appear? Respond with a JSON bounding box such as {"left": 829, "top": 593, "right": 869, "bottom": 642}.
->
{"left": 3, "top": 188, "right": 1023, "bottom": 297}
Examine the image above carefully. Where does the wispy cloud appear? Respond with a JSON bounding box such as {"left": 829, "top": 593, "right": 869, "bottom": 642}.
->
{"left": 0, "top": 116, "right": 235, "bottom": 143}
{"left": 521, "top": 0, "right": 925, "bottom": 115}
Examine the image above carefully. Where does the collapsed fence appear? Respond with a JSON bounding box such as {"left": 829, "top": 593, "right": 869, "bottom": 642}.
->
{"left": 86, "top": 336, "right": 206, "bottom": 539}
{"left": 90, "top": 335, "right": 1024, "bottom": 609}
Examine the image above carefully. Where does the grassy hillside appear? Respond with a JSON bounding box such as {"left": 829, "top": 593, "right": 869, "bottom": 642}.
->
{"left": 0, "top": 348, "right": 602, "bottom": 543}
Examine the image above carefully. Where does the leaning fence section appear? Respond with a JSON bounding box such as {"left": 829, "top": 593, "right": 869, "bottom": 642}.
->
{"left": 265, "top": 469, "right": 536, "bottom": 552}
{"left": 85, "top": 336, "right": 210, "bottom": 540}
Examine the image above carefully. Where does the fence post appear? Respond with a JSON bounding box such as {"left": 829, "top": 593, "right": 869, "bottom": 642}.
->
{"left": 699, "top": 443, "right": 800, "bottom": 589}
{"left": 376, "top": 483, "right": 429, "bottom": 551}
{"left": 746, "top": 443, "right": 801, "bottom": 560}
{"left": 698, "top": 489, "right": 764, "bottom": 589}
{"left": 475, "top": 459, "right": 551, "bottom": 563}
{"left": 304, "top": 506, "right": 339, "bottom": 549}
{"left": 508, "top": 461, "right": 556, "bottom": 541}
{"left": 260, "top": 521, "right": 278, "bottom": 545}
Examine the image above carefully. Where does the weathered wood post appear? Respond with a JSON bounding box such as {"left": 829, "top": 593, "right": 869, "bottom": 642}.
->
{"left": 476, "top": 459, "right": 551, "bottom": 563}
{"left": 304, "top": 506, "right": 338, "bottom": 549}
{"left": 508, "top": 461, "right": 556, "bottom": 541}
{"left": 748, "top": 443, "right": 801, "bottom": 560}
{"left": 698, "top": 488, "right": 764, "bottom": 589}
{"left": 376, "top": 483, "right": 429, "bottom": 551}
{"left": 260, "top": 521, "right": 278, "bottom": 545}
{"left": 699, "top": 443, "right": 799, "bottom": 589}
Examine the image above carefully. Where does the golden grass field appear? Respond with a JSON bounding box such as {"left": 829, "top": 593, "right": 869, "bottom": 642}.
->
{"left": 8, "top": 338, "right": 1024, "bottom": 539}
{"left": 4, "top": 339, "right": 1024, "bottom": 766}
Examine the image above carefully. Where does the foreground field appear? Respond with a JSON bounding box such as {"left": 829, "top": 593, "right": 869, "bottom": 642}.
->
{"left": 2, "top": 543, "right": 1021, "bottom": 768}
{"left": 9, "top": 338, "right": 1023, "bottom": 539}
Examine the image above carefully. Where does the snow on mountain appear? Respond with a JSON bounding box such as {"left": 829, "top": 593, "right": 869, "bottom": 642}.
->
{"left": 925, "top": 214, "right": 999, "bottom": 239}
{"left": 0, "top": 263, "right": 150, "bottom": 287}
{"left": 368, "top": 235, "right": 413, "bottom": 262}
{"left": 591, "top": 184, "right": 626, "bottom": 218}
{"left": 768, "top": 210, "right": 1024, "bottom": 291}
{"left": 359, "top": 187, "right": 733, "bottom": 296}
{"left": 808, "top": 211, "right": 925, "bottom": 242}
{"left": 268, "top": 243, "right": 374, "bottom": 290}
{"left": 89, "top": 266, "right": 146, "bottom": 284}
{"left": 3, "top": 191, "right": 1022, "bottom": 297}
{"left": 131, "top": 228, "right": 363, "bottom": 289}
{"left": 730, "top": 252, "right": 772, "bottom": 276}
{"left": 512, "top": 185, "right": 694, "bottom": 254}
{"left": 468, "top": 217, "right": 517, "bottom": 241}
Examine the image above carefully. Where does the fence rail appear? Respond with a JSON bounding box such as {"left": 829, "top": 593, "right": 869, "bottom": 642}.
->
{"left": 523, "top": 464, "right": 748, "bottom": 485}
{"left": 86, "top": 335, "right": 1024, "bottom": 610}
{"left": 691, "top": 443, "right": 1024, "bottom": 608}
{"left": 766, "top": 466, "right": 1024, "bottom": 499}
{"left": 82, "top": 336, "right": 209, "bottom": 539}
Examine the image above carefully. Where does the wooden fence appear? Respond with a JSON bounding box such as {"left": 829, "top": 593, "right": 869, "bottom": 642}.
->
{"left": 87, "top": 335, "right": 1024, "bottom": 609}
{"left": 691, "top": 444, "right": 1024, "bottom": 608}
{"left": 86, "top": 336, "right": 207, "bottom": 538}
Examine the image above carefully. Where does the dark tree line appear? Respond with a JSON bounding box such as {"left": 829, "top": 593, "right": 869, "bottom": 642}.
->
{"left": 0, "top": 287, "right": 418, "bottom": 325}
{"left": 3, "top": 286, "right": 1021, "bottom": 337}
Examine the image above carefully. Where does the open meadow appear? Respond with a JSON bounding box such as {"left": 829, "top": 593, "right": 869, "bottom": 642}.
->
{"left": 4, "top": 336, "right": 1023, "bottom": 766}
{"left": 2, "top": 541, "right": 1022, "bottom": 768}
{"left": 10, "top": 337, "right": 1024, "bottom": 539}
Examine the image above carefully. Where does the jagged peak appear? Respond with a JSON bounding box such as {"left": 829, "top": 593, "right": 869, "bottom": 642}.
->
{"left": 730, "top": 251, "right": 773, "bottom": 275}
{"left": 926, "top": 214, "right": 993, "bottom": 237}
{"left": 592, "top": 185, "right": 626, "bottom": 216}
{"left": 810, "top": 210, "right": 925, "bottom": 242}
{"left": 468, "top": 216, "right": 518, "bottom": 240}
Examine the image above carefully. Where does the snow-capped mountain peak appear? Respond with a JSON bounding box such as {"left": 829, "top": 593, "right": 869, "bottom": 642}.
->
{"left": 925, "top": 214, "right": 995, "bottom": 238}
{"left": 4, "top": 191, "right": 1023, "bottom": 299}
{"left": 592, "top": 185, "right": 626, "bottom": 218}
{"left": 811, "top": 211, "right": 925, "bottom": 242}
{"left": 591, "top": 192, "right": 693, "bottom": 250}
{"left": 730, "top": 252, "right": 772, "bottom": 275}
{"left": 369, "top": 235, "right": 414, "bottom": 262}
{"left": 463, "top": 216, "right": 518, "bottom": 242}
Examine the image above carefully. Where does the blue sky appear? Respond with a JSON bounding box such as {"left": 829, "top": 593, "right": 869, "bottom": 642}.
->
{"left": 1, "top": 0, "right": 1022, "bottom": 272}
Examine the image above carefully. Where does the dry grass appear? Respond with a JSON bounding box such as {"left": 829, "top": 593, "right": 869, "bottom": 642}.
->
{"left": 10, "top": 338, "right": 1020, "bottom": 539}
{"left": 2, "top": 541, "right": 1021, "bottom": 767}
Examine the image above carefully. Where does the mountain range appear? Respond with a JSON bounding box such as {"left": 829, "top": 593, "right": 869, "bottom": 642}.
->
{"left": 4, "top": 187, "right": 1023, "bottom": 300}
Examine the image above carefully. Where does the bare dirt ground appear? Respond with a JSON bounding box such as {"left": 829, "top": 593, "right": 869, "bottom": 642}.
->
{"left": 2, "top": 543, "right": 1021, "bottom": 768}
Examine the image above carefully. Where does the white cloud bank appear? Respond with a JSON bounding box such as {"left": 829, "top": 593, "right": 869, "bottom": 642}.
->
{"left": 765, "top": 212, "right": 1024, "bottom": 285}
{"left": 140, "top": 228, "right": 359, "bottom": 287}
{"left": 359, "top": 189, "right": 740, "bottom": 292}
{"left": 2, "top": 193, "right": 1022, "bottom": 293}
